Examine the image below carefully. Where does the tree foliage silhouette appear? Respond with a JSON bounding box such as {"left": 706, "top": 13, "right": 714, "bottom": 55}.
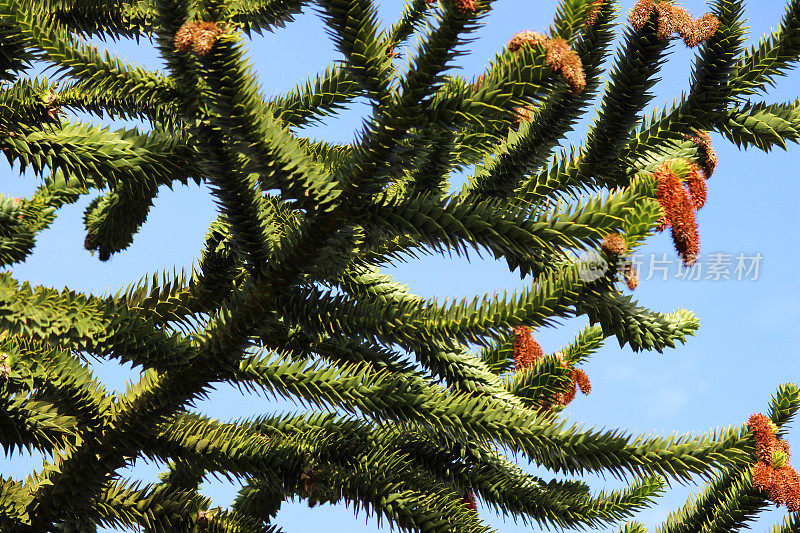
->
{"left": 0, "top": 0, "right": 799, "bottom": 531}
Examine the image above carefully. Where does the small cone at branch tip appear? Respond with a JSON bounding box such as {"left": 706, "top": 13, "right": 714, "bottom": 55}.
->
{"left": 455, "top": 0, "right": 478, "bottom": 13}
{"left": 623, "top": 263, "right": 640, "bottom": 290}
{"left": 560, "top": 50, "right": 587, "bottom": 93}
{"left": 174, "top": 21, "right": 224, "bottom": 56}
{"left": 601, "top": 233, "right": 628, "bottom": 256}
{"left": 507, "top": 30, "right": 546, "bottom": 52}
{"left": 684, "top": 163, "right": 708, "bottom": 210}
{"left": 586, "top": 0, "right": 604, "bottom": 26}
{"left": 507, "top": 33, "right": 586, "bottom": 93}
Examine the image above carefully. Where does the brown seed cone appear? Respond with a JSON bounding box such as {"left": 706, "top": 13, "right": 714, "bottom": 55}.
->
{"left": 623, "top": 264, "right": 640, "bottom": 290}
{"left": 629, "top": 0, "right": 657, "bottom": 30}
{"left": 507, "top": 30, "right": 546, "bottom": 52}
{"left": 655, "top": 3, "right": 693, "bottom": 42}
{"left": 601, "top": 233, "right": 628, "bottom": 256}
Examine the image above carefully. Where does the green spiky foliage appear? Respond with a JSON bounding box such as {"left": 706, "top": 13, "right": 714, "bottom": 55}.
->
{"left": 0, "top": 0, "right": 799, "bottom": 531}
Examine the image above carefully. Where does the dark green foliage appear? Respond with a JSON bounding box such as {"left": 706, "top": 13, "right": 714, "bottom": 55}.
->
{"left": 0, "top": 0, "right": 798, "bottom": 531}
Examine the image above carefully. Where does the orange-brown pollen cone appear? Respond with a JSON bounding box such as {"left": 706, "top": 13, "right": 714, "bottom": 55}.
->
{"left": 753, "top": 461, "right": 774, "bottom": 492}
{"left": 630, "top": 0, "right": 657, "bottom": 29}
{"left": 545, "top": 38, "right": 586, "bottom": 93}
{"left": 654, "top": 162, "right": 700, "bottom": 265}
{"left": 512, "top": 326, "right": 543, "bottom": 371}
{"left": 572, "top": 368, "right": 592, "bottom": 394}
{"left": 601, "top": 233, "right": 628, "bottom": 256}
{"left": 623, "top": 264, "right": 640, "bottom": 290}
{"left": 508, "top": 30, "right": 546, "bottom": 52}
{"left": 174, "top": 21, "right": 224, "bottom": 56}
{"left": 687, "top": 130, "right": 719, "bottom": 178}
{"left": 560, "top": 380, "right": 578, "bottom": 405}
{"left": 684, "top": 163, "right": 707, "bottom": 210}
{"left": 508, "top": 33, "right": 586, "bottom": 94}
{"left": 747, "top": 413, "right": 800, "bottom": 512}
{"left": 630, "top": 1, "right": 719, "bottom": 47}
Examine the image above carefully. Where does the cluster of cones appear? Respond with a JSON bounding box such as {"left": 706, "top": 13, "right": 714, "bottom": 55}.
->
{"left": 507, "top": 31, "right": 586, "bottom": 94}
{"left": 653, "top": 158, "right": 708, "bottom": 266}
{"left": 748, "top": 413, "right": 800, "bottom": 512}
{"left": 601, "top": 233, "right": 639, "bottom": 290}
{"left": 630, "top": 0, "right": 720, "bottom": 47}
{"left": 651, "top": 132, "right": 717, "bottom": 265}
{"left": 174, "top": 20, "right": 224, "bottom": 57}
{"left": 512, "top": 326, "right": 591, "bottom": 410}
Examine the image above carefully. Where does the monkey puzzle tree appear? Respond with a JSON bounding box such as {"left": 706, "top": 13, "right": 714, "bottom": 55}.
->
{"left": 1, "top": 0, "right": 799, "bottom": 531}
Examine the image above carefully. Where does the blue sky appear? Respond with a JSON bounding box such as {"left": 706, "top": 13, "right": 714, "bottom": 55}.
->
{"left": 1, "top": 0, "right": 799, "bottom": 531}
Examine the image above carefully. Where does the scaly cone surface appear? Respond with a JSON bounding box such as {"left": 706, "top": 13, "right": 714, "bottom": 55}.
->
{"left": 0, "top": 0, "right": 798, "bottom": 532}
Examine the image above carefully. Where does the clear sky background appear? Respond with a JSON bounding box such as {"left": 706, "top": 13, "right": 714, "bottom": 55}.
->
{"left": 1, "top": 0, "right": 799, "bottom": 531}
